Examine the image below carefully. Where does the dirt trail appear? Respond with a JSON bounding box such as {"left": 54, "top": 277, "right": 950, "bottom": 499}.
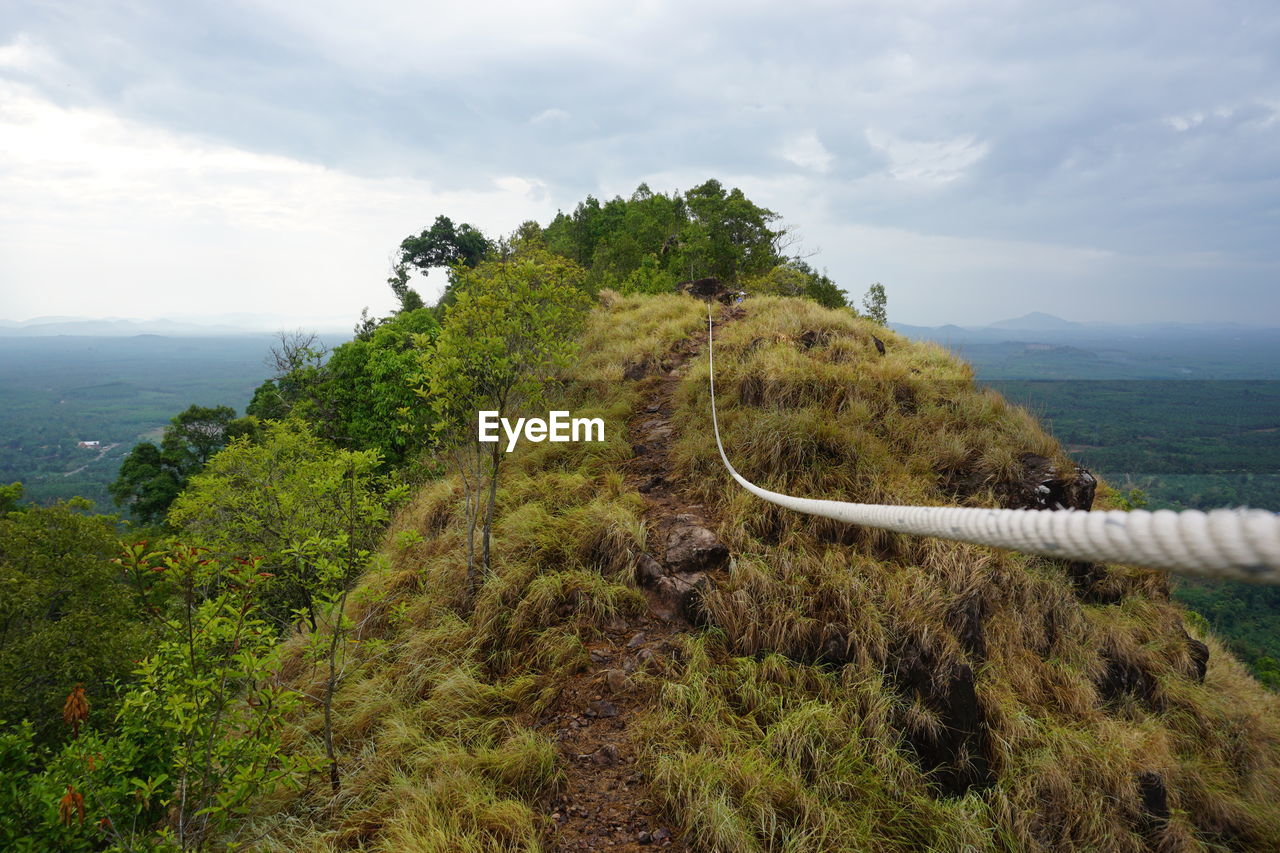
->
{"left": 537, "top": 306, "right": 742, "bottom": 852}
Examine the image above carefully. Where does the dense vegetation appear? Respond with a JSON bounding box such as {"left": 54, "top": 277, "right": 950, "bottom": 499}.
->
{"left": 2, "top": 180, "right": 1278, "bottom": 850}
{"left": 0, "top": 335, "right": 271, "bottom": 508}
{"left": 985, "top": 380, "right": 1280, "bottom": 687}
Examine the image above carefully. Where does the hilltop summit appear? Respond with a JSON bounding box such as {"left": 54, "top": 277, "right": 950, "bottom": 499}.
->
{"left": 257, "top": 293, "right": 1280, "bottom": 852}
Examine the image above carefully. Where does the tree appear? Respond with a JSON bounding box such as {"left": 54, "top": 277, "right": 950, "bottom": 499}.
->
{"left": 399, "top": 216, "right": 494, "bottom": 310}
{"left": 318, "top": 308, "right": 440, "bottom": 466}
{"left": 166, "top": 419, "right": 392, "bottom": 627}
{"left": 110, "top": 405, "right": 245, "bottom": 525}
{"left": 247, "top": 332, "right": 329, "bottom": 420}
{"left": 742, "top": 261, "right": 848, "bottom": 309}
{"left": 863, "top": 282, "right": 888, "bottom": 326}
{"left": 387, "top": 260, "right": 425, "bottom": 313}
{"left": 0, "top": 481, "right": 22, "bottom": 514}
{"left": 110, "top": 443, "right": 184, "bottom": 525}
{"left": 679, "top": 179, "right": 784, "bottom": 282}
{"left": 112, "top": 544, "right": 312, "bottom": 850}
{"left": 0, "top": 498, "right": 150, "bottom": 745}
{"left": 420, "top": 248, "right": 591, "bottom": 587}
{"left": 539, "top": 180, "right": 785, "bottom": 290}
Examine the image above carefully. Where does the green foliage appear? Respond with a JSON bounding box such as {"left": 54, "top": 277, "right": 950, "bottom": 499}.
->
{"left": 0, "top": 720, "right": 170, "bottom": 852}
{"left": 1114, "top": 487, "right": 1149, "bottom": 511}
{"left": 422, "top": 247, "right": 592, "bottom": 579}
{"left": 116, "top": 545, "right": 312, "bottom": 850}
{"left": 1257, "top": 656, "right": 1280, "bottom": 690}
{"left": 1, "top": 546, "right": 312, "bottom": 851}
{"left": 247, "top": 313, "right": 439, "bottom": 469}
{"left": 743, "top": 260, "right": 849, "bottom": 309}
{"left": 0, "top": 480, "right": 24, "bottom": 514}
{"left": 108, "top": 442, "right": 184, "bottom": 526}
{"left": 316, "top": 308, "right": 439, "bottom": 466}
{"left": 167, "top": 419, "right": 392, "bottom": 627}
{"left": 680, "top": 178, "right": 783, "bottom": 281}
{"left": 400, "top": 215, "right": 493, "bottom": 272}
{"left": 109, "top": 405, "right": 246, "bottom": 525}
{"left": 862, "top": 281, "right": 887, "bottom": 325}
{"left": 386, "top": 261, "right": 425, "bottom": 313}
{"left": 541, "top": 179, "right": 791, "bottom": 292}
{"left": 398, "top": 215, "right": 494, "bottom": 310}
{"left": 0, "top": 499, "right": 150, "bottom": 745}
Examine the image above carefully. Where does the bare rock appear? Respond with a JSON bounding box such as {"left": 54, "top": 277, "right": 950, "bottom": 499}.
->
{"left": 638, "top": 475, "right": 663, "bottom": 494}
{"left": 591, "top": 699, "right": 620, "bottom": 718}
{"left": 664, "top": 524, "right": 729, "bottom": 573}
{"left": 622, "top": 361, "right": 648, "bottom": 381}
{"left": 634, "top": 553, "right": 664, "bottom": 586}
{"left": 654, "top": 572, "right": 711, "bottom": 624}
{"left": 676, "top": 276, "right": 728, "bottom": 301}
{"left": 604, "top": 669, "right": 632, "bottom": 694}
{"left": 1006, "top": 453, "right": 1097, "bottom": 511}
{"left": 626, "top": 632, "right": 647, "bottom": 648}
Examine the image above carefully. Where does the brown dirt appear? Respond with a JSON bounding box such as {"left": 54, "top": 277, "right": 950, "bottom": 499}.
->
{"left": 536, "top": 304, "right": 743, "bottom": 852}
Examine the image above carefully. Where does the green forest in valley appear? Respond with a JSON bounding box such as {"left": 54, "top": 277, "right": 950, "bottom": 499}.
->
{"left": 3, "top": 181, "right": 1279, "bottom": 850}
{"left": 982, "top": 381, "right": 1280, "bottom": 689}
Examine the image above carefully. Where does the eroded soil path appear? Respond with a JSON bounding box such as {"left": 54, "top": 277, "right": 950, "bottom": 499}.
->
{"left": 536, "top": 306, "right": 742, "bottom": 852}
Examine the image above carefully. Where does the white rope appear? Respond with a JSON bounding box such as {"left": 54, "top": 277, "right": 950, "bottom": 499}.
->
{"left": 704, "top": 307, "right": 1280, "bottom": 584}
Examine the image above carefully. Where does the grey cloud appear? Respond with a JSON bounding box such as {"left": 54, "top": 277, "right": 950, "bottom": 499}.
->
{"left": 2, "top": 0, "right": 1278, "bottom": 324}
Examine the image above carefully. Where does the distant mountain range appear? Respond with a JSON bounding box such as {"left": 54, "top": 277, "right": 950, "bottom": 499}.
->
{"left": 893, "top": 312, "right": 1274, "bottom": 343}
{"left": 1, "top": 310, "right": 1272, "bottom": 339}
{"left": 0, "top": 315, "right": 353, "bottom": 337}
{"left": 891, "top": 313, "right": 1280, "bottom": 380}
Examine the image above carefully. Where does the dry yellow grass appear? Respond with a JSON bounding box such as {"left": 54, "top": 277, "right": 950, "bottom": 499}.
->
{"left": 253, "top": 293, "right": 1280, "bottom": 852}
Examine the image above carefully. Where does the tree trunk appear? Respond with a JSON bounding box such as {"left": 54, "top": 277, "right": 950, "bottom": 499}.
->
{"left": 463, "top": 452, "right": 478, "bottom": 589}
{"left": 323, "top": 590, "right": 346, "bottom": 794}
{"left": 481, "top": 442, "right": 502, "bottom": 571}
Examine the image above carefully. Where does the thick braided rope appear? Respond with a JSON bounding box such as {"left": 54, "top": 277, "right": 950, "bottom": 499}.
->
{"left": 705, "top": 307, "right": 1280, "bottom": 584}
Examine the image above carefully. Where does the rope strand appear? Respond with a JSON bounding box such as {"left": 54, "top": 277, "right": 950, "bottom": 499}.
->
{"left": 705, "top": 305, "right": 1280, "bottom": 584}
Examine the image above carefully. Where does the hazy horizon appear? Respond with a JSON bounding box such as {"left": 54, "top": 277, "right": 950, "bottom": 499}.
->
{"left": 3, "top": 308, "right": 1279, "bottom": 335}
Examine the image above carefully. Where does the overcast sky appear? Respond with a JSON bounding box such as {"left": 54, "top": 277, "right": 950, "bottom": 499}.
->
{"left": 1, "top": 0, "right": 1277, "bottom": 327}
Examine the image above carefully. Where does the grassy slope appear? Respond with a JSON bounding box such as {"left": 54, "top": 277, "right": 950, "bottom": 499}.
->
{"left": 258, "top": 294, "right": 1280, "bottom": 852}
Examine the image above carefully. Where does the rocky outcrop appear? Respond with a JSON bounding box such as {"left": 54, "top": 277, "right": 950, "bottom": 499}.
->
{"left": 944, "top": 452, "right": 1096, "bottom": 512}
{"left": 676, "top": 276, "right": 742, "bottom": 305}
{"left": 664, "top": 516, "right": 729, "bottom": 574}
{"left": 654, "top": 573, "right": 711, "bottom": 625}
{"left": 1002, "top": 453, "right": 1098, "bottom": 511}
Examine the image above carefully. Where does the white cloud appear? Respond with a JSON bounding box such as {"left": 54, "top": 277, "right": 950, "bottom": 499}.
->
{"left": 0, "top": 81, "right": 554, "bottom": 321}
{"left": 530, "top": 107, "right": 571, "bottom": 125}
{"left": 864, "top": 128, "right": 989, "bottom": 184}
{"left": 778, "top": 131, "right": 833, "bottom": 172}
{"left": 0, "top": 34, "right": 56, "bottom": 73}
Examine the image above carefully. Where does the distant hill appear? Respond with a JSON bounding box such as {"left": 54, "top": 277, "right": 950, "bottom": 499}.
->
{"left": 0, "top": 314, "right": 352, "bottom": 337}
{"left": 0, "top": 318, "right": 263, "bottom": 337}
{"left": 987, "top": 311, "right": 1083, "bottom": 330}
{"left": 890, "top": 318, "right": 1280, "bottom": 379}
